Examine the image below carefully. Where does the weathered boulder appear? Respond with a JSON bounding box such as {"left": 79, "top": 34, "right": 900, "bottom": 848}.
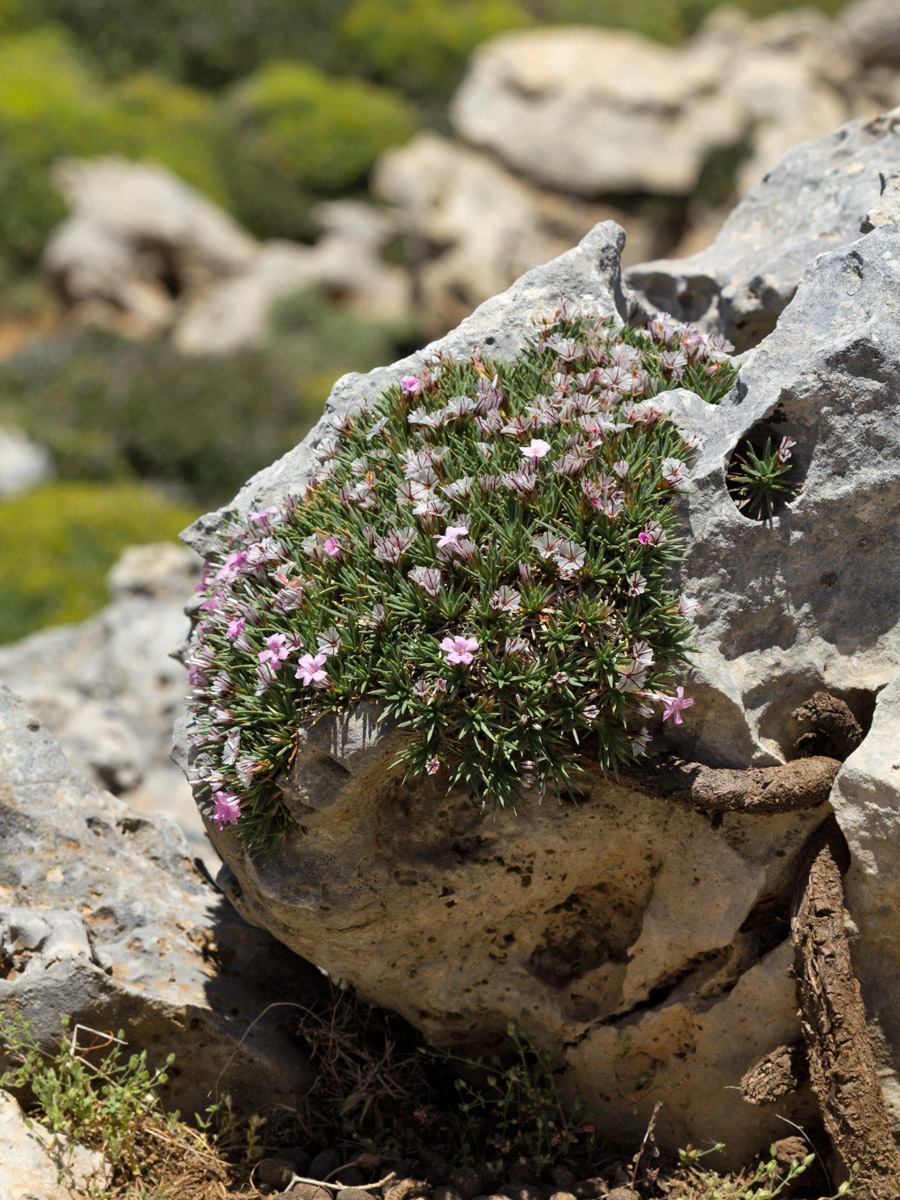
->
{"left": 449, "top": 27, "right": 744, "bottom": 197}
{"left": 449, "top": 14, "right": 856, "bottom": 204}
{"left": 0, "top": 683, "right": 321, "bottom": 1121}
{"left": 0, "top": 543, "right": 209, "bottom": 865}
{"left": 177, "top": 114, "right": 900, "bottom": 1167}
{"left": 372, "top": 133, "right": 653, "bottom": 338}
{"left": 624, "top": 106, "right": 900, "bottom": 350}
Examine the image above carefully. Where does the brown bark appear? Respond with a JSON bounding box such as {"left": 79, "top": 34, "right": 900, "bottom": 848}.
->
{"left": 791, "top": 818, "right": 900, "bottom": 1198}
{"left": 629, "top": 754, "right": 840, "bottom": 815}
{"left": 740, "top": 1042, "right": 808, "bottom": 1106}
{"left": 792, "top": 692, "right": 864, "bottom": 761}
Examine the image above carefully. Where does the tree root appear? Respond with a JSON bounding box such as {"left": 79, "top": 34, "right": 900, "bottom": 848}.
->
{"left": 629, "top": 754, "right": 840, "bottom": 814}
{"left": 791, "top": 818, "right": 900, "bottom": 1197}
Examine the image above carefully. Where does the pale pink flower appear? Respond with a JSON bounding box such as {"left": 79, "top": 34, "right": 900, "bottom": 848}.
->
{"left": 433, "top": 524, "right": 469, "bottom": 548}
{"left": 440, "top": 635, "right": 479, "bottom": 666}
{"left": 521, "top": 438, "right": 551, "bottom": 460}
{"left": 212, "top": 791, "right": 241, "bottom": 830}
{"left": 323, "top": 536, "right": 342, "bottom": 558}
{"left": 295, "top": 652, "right": 329, "bottom": 686}
{"left": 776, "top": 436, "right": 796, "bottom": 465}
{"left": 426, "top": 758, "right": 440, "bottom": 776}
{"left": 258, "top": 633, "right": 291, "bottom": 669}
{"left": 225, "top": 615, "right": 246, "bottom": 639}
{"left": 400, "top": 375, "right": 422, "bottom": 394}
{"left": 659, "top": 686, "right": 694, "bottom": 725}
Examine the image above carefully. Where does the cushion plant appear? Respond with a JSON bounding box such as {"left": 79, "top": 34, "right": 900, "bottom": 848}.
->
{"left": 187, "top": 303, "right": 736, "bottom": 854}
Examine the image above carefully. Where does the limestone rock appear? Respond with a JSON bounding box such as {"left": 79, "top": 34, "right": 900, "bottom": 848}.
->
{"left": 373, "top": 133, "right": 652, "bottom": 338}
{"left": 178, "top": 123, "right": 900, "bottom": 1164}
{"left": 44, "top": 158, "right": 410, "bottom": 350}
{"left": 0, "top": 543, "right": 208, "bottom": 865}
{"left": 44, "top": 156, "right": 256, "bottom": 338}
{"left": 0, "top": 427, "right": 54, "bottom": 497}
{"left": 0, "top": 683, "right": 320, "bottom": 1120}
{"left": 626, "top": 107, "right": 900, "bottom": 350}
{"left": 450, "top": 27, "right": 743, "bottom": 197}
{"left": 0, "top": 1088, "right": 108, "bottom": 1200}
{"left": 175, "top": 201, "right": 411, "bottom": 353}
{"left": 842, "top": 0, "right": 900, "bottom": 68}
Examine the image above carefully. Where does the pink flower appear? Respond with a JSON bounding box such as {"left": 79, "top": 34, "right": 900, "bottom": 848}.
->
{"left": 295, "top": 652, "right": 329, "bottom": 686}
{"left": 659, "top": 686, "right": 694, "bottom": 725}
{"left": 426, "top": 758, "right": 440, "bottom": 775}
{"left": 212, "top": 791, "right": 241, "bottom": 830}
{"left": 225, "top": 616, "right": 246, "bottom": 639}
{"left": 433, "top": 524, "right": 469, "bottom": 548}
{"left": 521, "top": 438, "right": 551, "bottom": 459}
{"left": 256, "top": 633, "right": 292, "bottom": 672}
{"left": 323, "top": 536, "right": 342, "bottom": 558}
{"left": 400, "top": 375, "right": 422, "bottom": 394}
{"left": 259, "top": 633, "right": 291, "bottom": 669}
{"left": 440, "top": 635, "right": 479, "bottom": 666}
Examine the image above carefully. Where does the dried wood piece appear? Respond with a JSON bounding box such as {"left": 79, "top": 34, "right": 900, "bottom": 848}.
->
{"left": 791, "top": 818, "right": 900, "bottom": 1197}
{"left": 631, "top": 754, "right": 840, "bottom": 814}
{"left": 740, "top": 1042, "right": 808, "bottom": 1105}
{"left": 792, "top": 691, "right": 864, "bottom": 761}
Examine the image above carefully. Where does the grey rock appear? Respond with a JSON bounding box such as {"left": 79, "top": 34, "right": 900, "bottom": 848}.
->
{"left": 450, "top": 27, "right": 744, "bottom": 196}
{"left": 0, "top": 427, "right": 54, "bottom": 497}
{"left": 842, "top": 0, "right": 900, "bottom": 68}
{"left": 0, "top": 1088, "right": 109, "bottom": 1200}
{"left": 0, "top": 683, "right": 320, "bottom": 1120}
{"left": 625, "top": 107, "right": 900, "bottom": 351}
{"left": 0, "top": 543, "right": 210, "bottom": 867}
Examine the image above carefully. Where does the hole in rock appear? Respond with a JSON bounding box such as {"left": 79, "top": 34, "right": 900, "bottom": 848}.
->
{"left": 725, "top": 406, "right": 806, "bottom": 522}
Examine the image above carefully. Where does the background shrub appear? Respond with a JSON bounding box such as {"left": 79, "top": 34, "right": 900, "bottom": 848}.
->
{"left": 0, "top": 481, "right": 196, "bottom": 642}
{"left": 219, "top": 62, "right": 417, "bottom": 241}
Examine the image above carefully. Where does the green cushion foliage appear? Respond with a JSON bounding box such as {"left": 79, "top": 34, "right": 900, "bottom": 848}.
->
{"left": 0, "top": 292, "right": 417, "bottom": 507}
{"left": 188, "top": 306, "right": 736, "bottom": 852}
{"left": 218, "top": 61, "right": 417, "bottom": 241}
{"left": 0, "top": 481, "right": 196, "bottom": 642}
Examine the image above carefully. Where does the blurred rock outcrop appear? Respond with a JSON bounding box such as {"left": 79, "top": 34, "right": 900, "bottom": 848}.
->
{"left": 44, "top": 158, "right": 410, "bottom": 352}
{"left": 0, "top": 427, "right": 54, "bottom": 497}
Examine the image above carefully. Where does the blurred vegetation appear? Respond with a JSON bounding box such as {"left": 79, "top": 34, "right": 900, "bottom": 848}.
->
{"left": 0, "top": 288, "right": 416, "bottom": 507}
{"left": 219, "top": 61, "right": 417, "bottom": 240}
{"left": 0, "top": 481, "right": 196, "bottom": 641}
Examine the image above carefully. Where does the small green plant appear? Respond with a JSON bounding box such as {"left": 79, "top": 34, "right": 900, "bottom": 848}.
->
{"left": 726, "top": 434, "right": 799, "bottom": 521}
{"left": 0, "top": 1013, "right": 174, "bottom": 1183}
{"left": 673, "top": 1140, "right": 856, "bottom": 1199}
{"left": 422, "top": 1015, "right": 594, "bottom": 1176}
{"left": 188, "top": 304, "right": 736, "bottom": 852}
{"left": 0, "top": 1012, "right": 241, "bottom": 1196}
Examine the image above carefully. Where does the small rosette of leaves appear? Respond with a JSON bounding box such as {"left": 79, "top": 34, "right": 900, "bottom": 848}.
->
{"left": 727, "top": 434, "right": 799, "bottom": 520}
{"left": 187, "top": 304, "right": 736, "bottom": 853}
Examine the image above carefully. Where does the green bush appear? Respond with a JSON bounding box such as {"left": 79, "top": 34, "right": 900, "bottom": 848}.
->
{"left": 219, "top": 61, "right": 417, "bottom": 241}
{"left": 0, "top": 28, "right": 225, "bottom": 269}
{"left": 20, "top": 0, "right": 355, "bottom": 86}
{"left": 0, "top": 481, "right": 196, "bottom": 642}
{"left": 339, "top": 0, "right": 530, "bottom": 101}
